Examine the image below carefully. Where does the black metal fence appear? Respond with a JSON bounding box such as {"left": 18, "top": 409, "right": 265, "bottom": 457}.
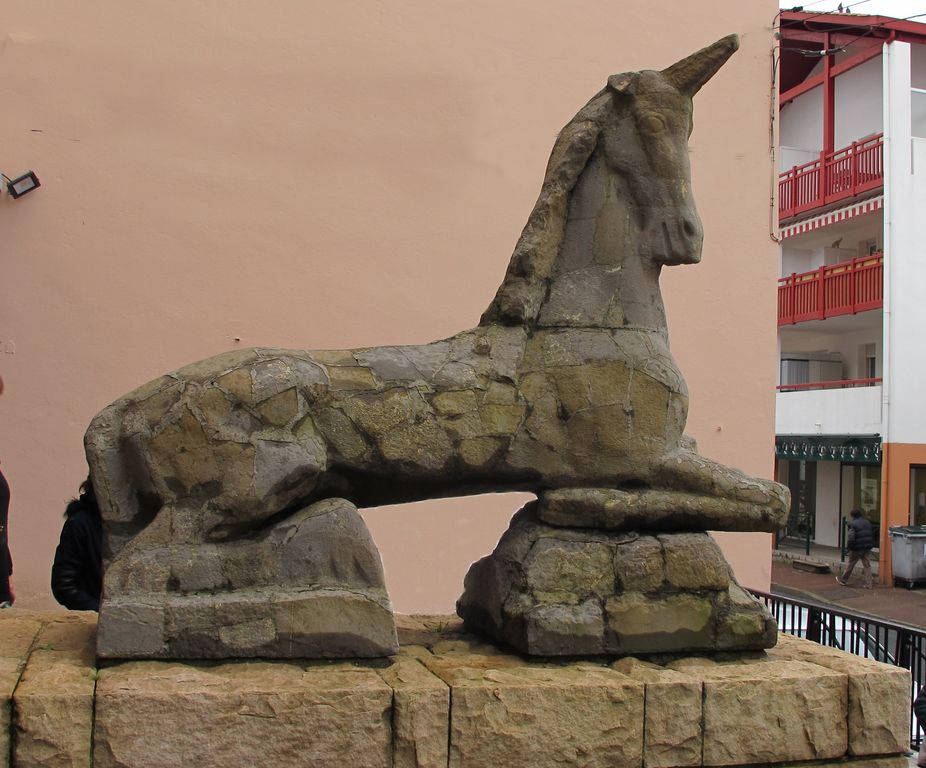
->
{"left": 750, "top": 589, "right": 926, "bottom": 749}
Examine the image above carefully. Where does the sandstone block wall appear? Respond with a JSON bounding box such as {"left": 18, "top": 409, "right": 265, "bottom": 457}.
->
{"left": 0, "top": 611, "right": 912, "bottom": 768}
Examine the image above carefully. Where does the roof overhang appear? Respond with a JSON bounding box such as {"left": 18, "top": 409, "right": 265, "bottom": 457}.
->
{"left": 778, "top": 11, "right": 926, "bottom": 96}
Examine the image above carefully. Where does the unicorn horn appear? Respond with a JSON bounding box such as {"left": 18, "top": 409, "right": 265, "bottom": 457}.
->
{"left": 661, "top": 34, "right": 740, "bottom": 97}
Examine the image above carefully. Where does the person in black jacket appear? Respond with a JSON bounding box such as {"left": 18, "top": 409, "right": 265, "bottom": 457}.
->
{"left": 915, "top": 687, "right": 926, "bottom": 766}
{"left": 51, "top": 477, "right": 102, "bottom": 611}
{"left": 0, "top": 375, "right": 13, "bottom": 608}
{"left": 0, "top": 464, "right": 12, "bottom": 608}
{"left": 837, "top": 508, "right": 875, "bottom": 589}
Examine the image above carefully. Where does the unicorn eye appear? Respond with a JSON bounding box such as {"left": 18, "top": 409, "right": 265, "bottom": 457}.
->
{"left": 640, "top": 113, "right": 667, "bottom": 134}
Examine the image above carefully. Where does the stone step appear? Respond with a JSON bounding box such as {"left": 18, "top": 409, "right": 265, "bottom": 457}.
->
{"left": 792, "top": 559, "right": 833, "bottom": 574}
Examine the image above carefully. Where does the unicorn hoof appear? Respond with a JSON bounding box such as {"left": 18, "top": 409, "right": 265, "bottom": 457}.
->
{"left": 654, "top": 449, "right": 790, "bottom": 524}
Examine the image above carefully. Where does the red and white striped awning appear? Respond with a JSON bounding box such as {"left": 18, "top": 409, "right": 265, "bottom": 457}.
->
{"left": 779, "top": 195, "right": 883, "bottom": 240}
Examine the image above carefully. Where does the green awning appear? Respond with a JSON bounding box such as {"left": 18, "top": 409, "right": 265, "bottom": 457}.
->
{"left": 775, "top": 435, "right": 881, "bottom": 465}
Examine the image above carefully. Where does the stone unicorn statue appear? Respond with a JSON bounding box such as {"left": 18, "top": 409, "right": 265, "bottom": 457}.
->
{"left": 86, "top": 34, "right": 788, "bottom": 658}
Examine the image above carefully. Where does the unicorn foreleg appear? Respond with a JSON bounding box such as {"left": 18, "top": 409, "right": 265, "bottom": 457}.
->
{"left": 655, "top": 447, "right": 789, "bottom": 526}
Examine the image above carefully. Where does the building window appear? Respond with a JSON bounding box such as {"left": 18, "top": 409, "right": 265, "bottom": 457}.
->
{"left": 861, "top": 342, "right": 877, "bottom": 380}
{"left": 912, "top": 88, "right": 926, "bottom": 139}
{"left": 912, "top": 466, "right": 926, "bottom": 526}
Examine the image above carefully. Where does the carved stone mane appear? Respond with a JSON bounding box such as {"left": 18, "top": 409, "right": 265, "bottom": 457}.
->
{"left": 481, "top": 99, "right": 605, "bottom": 325}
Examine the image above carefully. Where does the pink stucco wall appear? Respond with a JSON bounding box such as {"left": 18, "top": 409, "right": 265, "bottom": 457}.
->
{"left": 0, "top": 1, "right": 778, "bottom": 611}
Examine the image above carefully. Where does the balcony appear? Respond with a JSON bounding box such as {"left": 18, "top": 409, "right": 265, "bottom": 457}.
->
{"left": 776, "top": 382, "right": 882, "bottom": 436}
{"left": 778, "top": 253, "right": 883, "bottom": 326}
{"left": 779, "top": 134, "right": 883, "bottom": 221}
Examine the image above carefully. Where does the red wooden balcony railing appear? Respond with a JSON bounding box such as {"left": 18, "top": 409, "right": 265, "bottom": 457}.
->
{"left": 778, "top": 253, "right": 883, "bottom": 325}
{"left": 776, "top": 377, "right": 882, "bottom": 392}
{"left": 779, "top": 134, "right": 883, "bottom": 220}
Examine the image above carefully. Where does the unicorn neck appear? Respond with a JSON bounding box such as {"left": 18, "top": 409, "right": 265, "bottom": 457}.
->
{"left": 534, "top": 150, "right": 669, "bottom": 335}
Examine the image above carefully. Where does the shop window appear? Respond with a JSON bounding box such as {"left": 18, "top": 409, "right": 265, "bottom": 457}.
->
{"left": 842, "top": 463, "right": 881, "bottom": 529}
{"left": 839, "top": 463, "right": 881, "bottom": 551}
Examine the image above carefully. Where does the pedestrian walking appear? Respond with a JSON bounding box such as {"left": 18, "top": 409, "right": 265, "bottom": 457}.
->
{"left": 837, "top": 508, "right": 875, "bottom": 589}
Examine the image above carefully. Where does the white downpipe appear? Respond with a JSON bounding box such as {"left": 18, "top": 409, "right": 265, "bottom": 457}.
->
{"left": 880, "top": 40, "right": 914, "bottom": 552}
{"left": 880, "top": 40, "right": 903, "bottom": 447}
{"left": 881, "top": 41, "right": 892, "bottom": 446}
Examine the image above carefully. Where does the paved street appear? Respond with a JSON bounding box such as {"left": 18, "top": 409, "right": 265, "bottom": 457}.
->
{"left": 771, "top": 559, "right": 926, "bottom": 629}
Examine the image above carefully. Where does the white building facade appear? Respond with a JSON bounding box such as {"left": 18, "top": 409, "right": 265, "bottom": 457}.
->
{"left": 776, "top": 11, "right": 926, "bottom": 581}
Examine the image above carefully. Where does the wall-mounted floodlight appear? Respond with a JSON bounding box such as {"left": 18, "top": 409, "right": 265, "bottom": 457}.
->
{"left": 2, "top": 171, "right": 40, "bottom": 199}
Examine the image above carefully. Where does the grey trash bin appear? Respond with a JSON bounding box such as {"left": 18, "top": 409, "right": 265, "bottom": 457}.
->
{"left": 889, "top": 525, "right": 926, "bottom": 588}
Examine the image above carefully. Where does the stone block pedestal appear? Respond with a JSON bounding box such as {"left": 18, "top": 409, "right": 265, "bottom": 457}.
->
{"left": 457, "top": 503, "right": 778, "bottom": 655}
{"left": 0, "top": 610, "right": 913, "bottom": 768}
{"left": 97, "top": 498, "right": 399, "bottom": 660}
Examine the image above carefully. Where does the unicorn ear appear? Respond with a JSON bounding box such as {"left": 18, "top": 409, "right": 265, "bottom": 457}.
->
{"left": 607, "top": 73, "right": 637, "bottom": 96}
{"left": 661, "top": 34, "right": 739, "bottom": 97}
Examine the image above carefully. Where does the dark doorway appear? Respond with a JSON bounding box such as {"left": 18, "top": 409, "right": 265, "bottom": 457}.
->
{"left": 782, "top": 460, "right": 817, "bottom": 550}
